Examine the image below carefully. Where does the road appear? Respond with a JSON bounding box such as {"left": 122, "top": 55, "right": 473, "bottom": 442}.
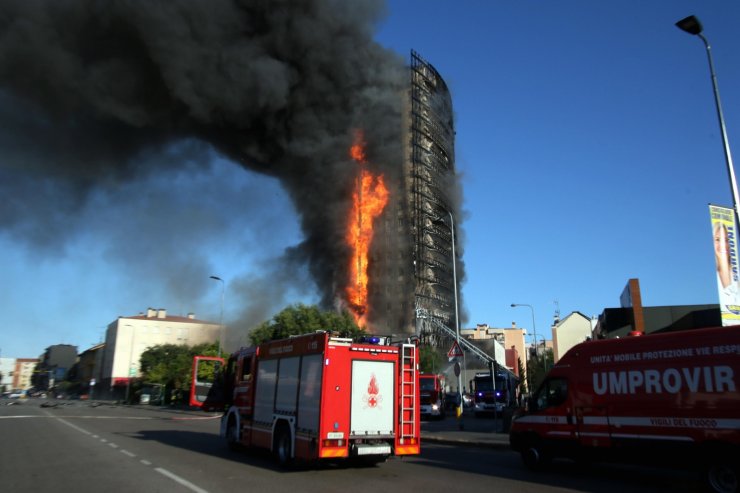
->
{"left": 0, "top": 399, "right": 706, "bottom": 492}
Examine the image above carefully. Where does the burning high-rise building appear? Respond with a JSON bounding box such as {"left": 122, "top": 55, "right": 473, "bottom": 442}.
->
{"left": 364, "top": 51, "right": 461, "bottom": 341}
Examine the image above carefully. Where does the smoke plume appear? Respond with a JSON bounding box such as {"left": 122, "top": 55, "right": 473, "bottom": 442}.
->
{"left": 0, "top": 0, "right": 408, "bottom": 333}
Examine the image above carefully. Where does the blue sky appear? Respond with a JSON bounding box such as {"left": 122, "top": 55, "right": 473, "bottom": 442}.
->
{"left": 2, "top": 1, "right": 740, "bottom": 358}
{"left": 377, "top": 1, "right": 740, "bottom": 335}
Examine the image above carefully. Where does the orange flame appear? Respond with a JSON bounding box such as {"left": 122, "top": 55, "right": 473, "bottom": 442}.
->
{"left": 346, "top": 131, "right": 388, "bottom": 326}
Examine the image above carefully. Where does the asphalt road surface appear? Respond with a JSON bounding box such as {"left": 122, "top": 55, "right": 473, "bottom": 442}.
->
{"left": 0, "top": 399, "right": 706, "bottom": 492}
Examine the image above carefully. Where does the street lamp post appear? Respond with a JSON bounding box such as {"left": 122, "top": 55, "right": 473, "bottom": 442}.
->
{"left": 676, "top": 15, "right": 740, "bottom": 230}
{"left": 210, "top": 275, "right": 225, "bottom": 356}
{"left": 432, "top": 211, "right": 463, "bottom": 422}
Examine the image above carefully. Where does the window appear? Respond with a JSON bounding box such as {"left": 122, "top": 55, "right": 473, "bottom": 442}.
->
{"left": 275, "top": 357, "right": 300, "bottom": 412}
{"left": 532, "top": 378, "right": 568, "bottom": 411}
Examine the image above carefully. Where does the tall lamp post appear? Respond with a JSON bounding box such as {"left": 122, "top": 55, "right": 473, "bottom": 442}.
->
{"left": 210, "top": 275, "right": 225, "bottom": 357}
{"left": 511, "top": 303, "right": 537, "bottom": 391}
{"left": 676, "top": 15, "right": 740, "bottom": 231}
{"left": 432, "top": 211, "right": 463, "bottom": 421}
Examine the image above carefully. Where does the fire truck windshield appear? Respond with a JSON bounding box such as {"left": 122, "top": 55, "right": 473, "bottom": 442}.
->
{"left": 474, "top": 377, "right": 506, "bottom": 393}
{"left": 420, "top": 378, "right": 437, "bottom": 391}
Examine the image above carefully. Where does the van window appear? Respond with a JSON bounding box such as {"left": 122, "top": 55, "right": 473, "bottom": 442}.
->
{"left": 533, "top": 378, "right": 568, "bottom": 411}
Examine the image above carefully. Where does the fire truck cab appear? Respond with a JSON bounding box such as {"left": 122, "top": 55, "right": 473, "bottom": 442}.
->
{"left": 471, "top": 370, "right": 515, "bottom": 417}
{"left": 419, "top": 373, "right": 446, "bottom": 419}
{"left": 510, "top": 326, "right": 740, "bottom": 493}
{"left": 210, "top": 332, "right": 420, "bottom": 466}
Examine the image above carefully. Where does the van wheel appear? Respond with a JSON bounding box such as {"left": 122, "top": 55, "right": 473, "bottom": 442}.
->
{"left": 706, "top": 460, "right": 739, "bottom": 493}
{"left": 275, "top": 427, "right": 293, "bottom": 468}
{"left": 521, "top": 442, "right": 550, "bottom": 471}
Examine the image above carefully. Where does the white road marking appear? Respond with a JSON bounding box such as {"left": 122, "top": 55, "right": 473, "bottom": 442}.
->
{"left": 54, "top": 416, "right": 92, "bottom": 435}
{"left": 155, "top": 467, "right": 211, "bottom": 493}
{"left": 37, "top": 410, "right": 210, "bottom": 493}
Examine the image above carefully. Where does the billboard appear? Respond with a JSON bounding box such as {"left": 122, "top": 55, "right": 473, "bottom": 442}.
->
{"left": 709, "top": 204, "right": 740, "bottom": 326}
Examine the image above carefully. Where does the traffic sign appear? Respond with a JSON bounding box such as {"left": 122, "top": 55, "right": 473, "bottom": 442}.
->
{"left": 447, "top": 341, "right": 463, "bottom": 359}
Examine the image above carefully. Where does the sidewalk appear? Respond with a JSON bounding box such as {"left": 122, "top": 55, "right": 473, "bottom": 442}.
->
{"left": 420, "top": 411, "right": 511, "bottom": 450}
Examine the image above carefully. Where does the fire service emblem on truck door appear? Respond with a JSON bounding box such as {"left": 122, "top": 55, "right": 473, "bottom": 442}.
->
{"left": 364, "top": 374, "right": 382, "bottom": 408}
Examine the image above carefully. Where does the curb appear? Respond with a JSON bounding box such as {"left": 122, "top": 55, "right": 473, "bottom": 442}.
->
{"left": 421, "top": 434, "right": 511, "bottom": 450}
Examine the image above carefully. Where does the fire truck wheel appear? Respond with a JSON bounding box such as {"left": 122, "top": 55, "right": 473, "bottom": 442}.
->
{"left": 705, "top": 459, "right": 739, "bottom": 493}
{"left": 275, "top": 426, "right": 293, "bottom": 468}
{"left": 226, "top": 418, "right": 240, "bottom": 451}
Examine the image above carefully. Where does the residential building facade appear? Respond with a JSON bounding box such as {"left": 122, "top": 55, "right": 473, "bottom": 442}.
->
{"left": 462, "top": 323, "right": 528, "bottom": 370}
{"left": 550, "top": 311, "right": 594, "bottom": 363}
{"left": 74, "top": 343, "right": 105, "bottom": 397}
{"left": 100, "top": 308, "right": 220, "bottom": 399}
{"left": 13, "top": 358, "right": 38, "bottom": 391}
{"left": 34, "top": 344, "right": 78, "bottom": 389}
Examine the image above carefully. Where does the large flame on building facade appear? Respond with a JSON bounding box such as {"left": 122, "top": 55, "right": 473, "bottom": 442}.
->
{"left": 346, "top": 131, "right": 389, "bottom": 326}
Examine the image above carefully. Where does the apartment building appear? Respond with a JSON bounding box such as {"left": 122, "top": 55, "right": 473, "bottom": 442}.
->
{"left": 99, "top": 308, "right": 220, "bottom": 398}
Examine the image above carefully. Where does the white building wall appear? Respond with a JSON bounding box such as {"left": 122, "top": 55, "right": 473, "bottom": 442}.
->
{"left": 0, "top": 357, "right": 14, "bottom": 392}
{"left": 102, "top": 309, "right": 221, "bottom": 387}
{"left": 492, "top": 337, "right": 506, "bottom": 364}
{"left": 552, "top": 312, "right": 593, "bottom": 362}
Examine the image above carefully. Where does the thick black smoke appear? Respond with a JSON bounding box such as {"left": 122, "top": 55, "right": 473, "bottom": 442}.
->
{"left": 0, "top": 0, "right": 407, "bottom": 329}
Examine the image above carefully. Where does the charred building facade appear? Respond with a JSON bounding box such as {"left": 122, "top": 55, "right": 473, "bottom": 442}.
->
{"left": 368, "top": 51, "right": 460, "bottom": 342}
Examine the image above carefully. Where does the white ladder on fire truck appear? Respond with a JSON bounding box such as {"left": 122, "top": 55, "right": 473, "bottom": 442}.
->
{"left": 399, "top": 343, "right": 417, "bottom": 442}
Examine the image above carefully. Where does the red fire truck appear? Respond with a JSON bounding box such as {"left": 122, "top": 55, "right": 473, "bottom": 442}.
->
{"left": 419, "top": 373, "right": 446, "bottom": 419}
{"left": 509, "top": 326, "right": 740, "bottom": 493}
{"left": 193, "top": 332, "right": 420, "bottom": 466}
{"left": 471, "top": 370, "right": 515, "bottom": 417}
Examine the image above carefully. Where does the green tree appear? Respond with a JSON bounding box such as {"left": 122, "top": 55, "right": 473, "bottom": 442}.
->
{"left": 526, "top": 348, "right": 554, "bottom": 392}
{"left": 418, "top": 344, "right": 444, "bottom": 374}
{"left": 517, "top": 356, "right": 528, "bottom": 395}
{"left": 249, "top": 304, "right": 364, "bottom": 345}
{"left": 139, "top": 342, "right": 219, "bottom": 405}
